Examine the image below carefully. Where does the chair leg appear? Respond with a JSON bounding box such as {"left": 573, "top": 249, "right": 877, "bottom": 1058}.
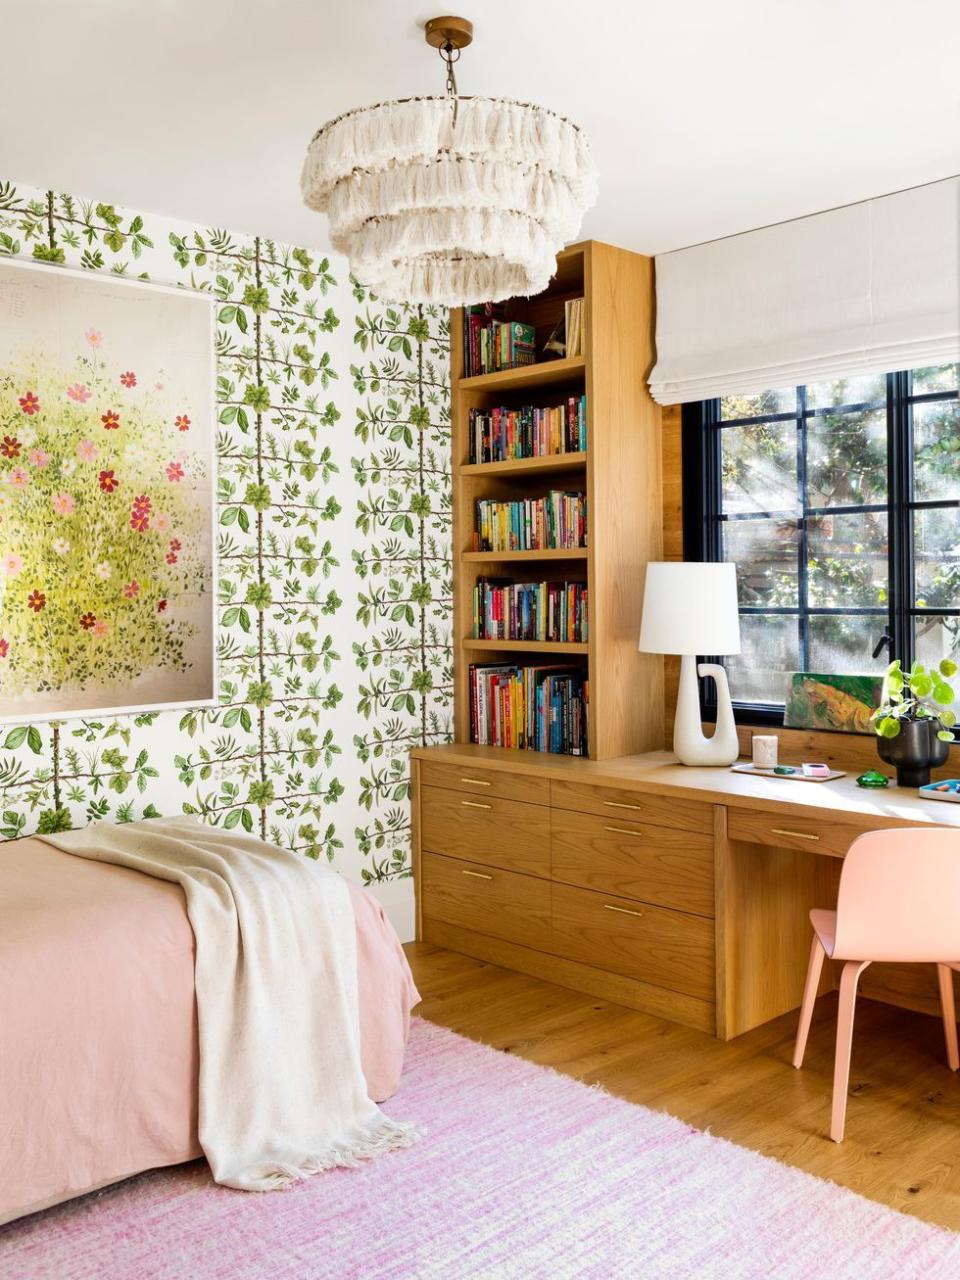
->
{"left": 793, "top": 933, "right": 827, "bottom": 1069}
{"left": 831, "top": 959, "right": 870, "bottom": 1143}
{"left": 937, "top": 964, "right": 959, "bottom": 1071}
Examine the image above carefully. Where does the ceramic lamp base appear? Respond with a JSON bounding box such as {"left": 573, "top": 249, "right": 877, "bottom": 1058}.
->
{"left": 673, "top": 655, "right": 739, "bottom": 767}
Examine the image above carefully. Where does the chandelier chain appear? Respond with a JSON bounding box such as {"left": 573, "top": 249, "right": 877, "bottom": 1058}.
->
{"left": 439, "top": 41, "right": 460, "bottom": 128}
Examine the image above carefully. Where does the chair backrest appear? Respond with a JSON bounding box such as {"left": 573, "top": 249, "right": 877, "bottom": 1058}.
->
{"left": 833, "top": 826, "right": 960, "bottom": 962}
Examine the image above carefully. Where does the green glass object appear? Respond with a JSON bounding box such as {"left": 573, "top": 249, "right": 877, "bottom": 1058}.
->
{"left": 856, "top": 769, "right": 890, "bottom": 789}
{"left": 773, "top": 765, "right": 796, "bottom": 775}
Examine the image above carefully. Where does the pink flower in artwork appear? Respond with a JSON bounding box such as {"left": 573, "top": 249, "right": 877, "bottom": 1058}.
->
{"left": 53, "top": 492, "right": 75, "bottom": 517}
{"left": 8, "top": 467, "right": 29, "bottom": 489}
{"left": 123, "top": 580, "right": 140, "bottom": 599}
{"left": 120, "top": 371, "right": 137, "bottom": 388}
{"left": 85, "top": 329, "right": 103, "bottom": 348}
{"left": 18, "top": 391, "right": 40, "bottom": 415}
{"left": 154, "top": 382, "right": 164, "bottom": 392}
{"left": 175, "top": 414, "right": 191, "bottom": 432}
{"left": 130, "top": 508, "right": 150, "bottom": 533}
{"left": 28, "top": 448, "right": 50, "bottom": 468}
{"left": 165, "top": 551, "right": 178, "bottom": 565}
{"left": 76, "top": 438, "right": 98, "bottom": 462}
{"left": 0, "top": 638, "right": 8, "bottom": 658}
{"left": 2, "top": 553, "right": 23, "bottom": 577}
{"left": 153, "top": 512, "right": 170, "bottom": 532}
{"left": 66, "top": 383, "right": 91, "bottom": 403}
{"left": 157, "top": 599, "right": 167, "bottom": 613}
{"left": 92, "top": 619, "right": 109, "bottom": 638}
{"left": 169, "top": 538, "right": 182, "bottom": 552}
{"left": 166, "top": 461, "right": 185, "bottom": 483}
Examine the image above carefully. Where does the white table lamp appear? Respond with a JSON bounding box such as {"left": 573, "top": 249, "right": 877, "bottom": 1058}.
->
{"left": 639, "top": 562, "right": 742, "bottom": 767}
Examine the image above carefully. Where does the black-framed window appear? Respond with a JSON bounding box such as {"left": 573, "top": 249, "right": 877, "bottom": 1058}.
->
{"left": 683, "top": 363, "right": 960, "bottom": 724}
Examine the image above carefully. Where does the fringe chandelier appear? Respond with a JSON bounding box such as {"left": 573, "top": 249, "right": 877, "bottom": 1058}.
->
{"left": 301, "top": 15, "right": 598, "bottom": 306}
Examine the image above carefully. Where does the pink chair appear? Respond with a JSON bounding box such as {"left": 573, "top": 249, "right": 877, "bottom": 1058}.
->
{"left": 793, "top": 827, "right": 960, "bottom": 1142}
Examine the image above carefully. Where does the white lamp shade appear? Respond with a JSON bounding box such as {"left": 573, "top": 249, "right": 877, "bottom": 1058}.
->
{"left": 639, "top": 562, "right": 741, "bottom": 656}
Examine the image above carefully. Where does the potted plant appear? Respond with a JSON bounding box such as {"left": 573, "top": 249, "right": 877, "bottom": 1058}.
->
{"left": 872, "top": 659, "right": 958, "bottom": 786}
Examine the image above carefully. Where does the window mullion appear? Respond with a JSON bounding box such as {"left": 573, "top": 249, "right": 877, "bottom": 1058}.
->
{"left": 888, "top": 370, "right": 913, "bottom": 668}
{"left": 796, "top": 386, "right": 809, "bottom": 671}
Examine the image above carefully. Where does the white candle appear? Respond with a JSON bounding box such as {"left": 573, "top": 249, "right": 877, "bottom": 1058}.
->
{"left": 752, "top": 735, "right": 778, "bottom": 769}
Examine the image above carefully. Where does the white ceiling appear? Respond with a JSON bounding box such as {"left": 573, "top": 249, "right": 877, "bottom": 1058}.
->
{"left": 5, "top": 0, "right": 960, "bottom": 256}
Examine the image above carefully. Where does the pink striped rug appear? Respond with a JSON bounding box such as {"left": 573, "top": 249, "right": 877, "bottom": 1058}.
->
{"left": 2, "top": 1016, "right": 959, "bottom": 1279}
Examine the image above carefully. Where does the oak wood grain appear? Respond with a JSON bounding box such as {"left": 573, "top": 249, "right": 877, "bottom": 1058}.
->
{"left": 550, "top": 881, "right": 715, "bottom": 1001}
{"left": 420, "top": 851, "right": 552, "bottom": 951}
{"left": 551, "top": 807, "right": 714, "bottom": 916}
{"left": 419, "top": 759, "right": 550, "bottom": 807}
{"left": 420, "top": 786, "right": 551, "bottom": 878}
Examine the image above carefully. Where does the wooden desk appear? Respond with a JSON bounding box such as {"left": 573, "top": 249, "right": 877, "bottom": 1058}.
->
{"left": 411, "top": 745, "right": 960, "bottom": 1039}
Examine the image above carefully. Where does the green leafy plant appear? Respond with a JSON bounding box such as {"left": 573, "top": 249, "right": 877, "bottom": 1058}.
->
{"left": 872, "top": 658, "right": 958, "bottom": 742}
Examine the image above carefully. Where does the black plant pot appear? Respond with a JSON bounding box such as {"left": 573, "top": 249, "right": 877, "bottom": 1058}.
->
{"left": 876, "top": 718, "right": 950, "bottom": 787}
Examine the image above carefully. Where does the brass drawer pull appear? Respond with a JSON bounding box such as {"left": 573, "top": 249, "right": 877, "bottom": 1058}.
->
{"left": 604, "top": 824, "right": 645, "bottom": 838}
{"left": 603, "top": 903, "right": 644, "bottom": 918}
{"left": 460, "top": 869, "right": 494, "bottom": 881}
{"left": 460, "top": 776, "right": 492, "bottom": 787}
{"left": 460, "top": 799, "right": 492, "bottom": 810}
{"left": 603, "top": 800, "right": 644, "bottom": 812}
{"left": 772, "top": 827, "right": 821, "bottom": 842}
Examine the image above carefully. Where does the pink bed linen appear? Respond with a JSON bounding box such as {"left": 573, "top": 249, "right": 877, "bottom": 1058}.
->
{"left": 0, "top": 837, "right": 419, "bottom": 1225}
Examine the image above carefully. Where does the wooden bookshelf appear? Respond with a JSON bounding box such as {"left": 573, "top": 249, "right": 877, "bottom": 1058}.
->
{"left": 450, "top": 240, "right": 664, "bottom": 761}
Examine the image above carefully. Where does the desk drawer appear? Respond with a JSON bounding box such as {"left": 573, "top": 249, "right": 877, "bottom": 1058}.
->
{"left": 727, "top": 807, "right": 864, "bottom": 858}
{"left": 551, "top": 809, "right": 714, "bottom": 917}
{"left": 550, "top": 882, "right": 715, "bottom": 1000}
{"left": 550, "top": 778, "right": 713, "bottom": 835}
{"left": 419, "top": 760, "right": 550, "bottom": 807}
{"left": 421, "top": 785, "right": 551, "bottom": 878}
{"left": 421, "top": 851, "right": 552, "bottom": 950}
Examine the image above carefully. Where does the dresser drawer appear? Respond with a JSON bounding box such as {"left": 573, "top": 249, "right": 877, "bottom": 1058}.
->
{"left": 421, "top": 785, "right": 551, "bottom": 877}
{"left": 550, "top": 882, "right": 715, "bottom": 1001}
{"left": 550, "top": 778, "right": 713, "bottom": 835}
{"left": 726, "top": 807, "right": 865, "bottom": 858}
{"left": 551, "top": 809, "right": 714, "bottom": 917}
{"left": 419, "top": 760, "right": 550, "bottom": 807}
{"left": 421, "top": 851, "right": 552, "bottom": 950}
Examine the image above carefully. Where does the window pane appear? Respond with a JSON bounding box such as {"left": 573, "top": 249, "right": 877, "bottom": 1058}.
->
{"left": 806, "top": 372, "right": 886, "bottom": 409}
{"left": 720, "top": 388, "right": 795, "bottom": 420}
{"left": 913, "top": 399, "right": 960, "bottom": 502}
{"left": 807, "top": 512, "right": 888, "bottom": 608}
{"left": 916, "top": 614, "right": 960, "bottom": 670}
{"left": 912, "top": 364, "right": 959, "bottom": 395}
{"left": 721, "top": 422, "right": 797, "bottom": 514}
{"left": 808, "top": 615, "right": 887, "bottom": 675}
{"left": 806, "top": 408, "right": 887, "bottom": 507}
{"left": 915, "top": 507, "right": 960, "bottom": 608}
{"left": 725, "top": 615, "right": 798, "bottom": 705}
{"left": 723, "top": 518, "right": 798, "bottom": 607}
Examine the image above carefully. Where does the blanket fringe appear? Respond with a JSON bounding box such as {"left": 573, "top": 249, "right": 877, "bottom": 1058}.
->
{"left": 231, "top": 1116, "right": 420, "bottom": 1192}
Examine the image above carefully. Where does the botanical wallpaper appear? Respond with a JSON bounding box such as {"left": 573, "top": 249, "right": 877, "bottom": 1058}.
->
{"left": 0, "top": 178, "right": 452, "bottom": 918}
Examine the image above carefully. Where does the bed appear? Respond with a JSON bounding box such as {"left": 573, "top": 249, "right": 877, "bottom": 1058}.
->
{"left": 0, "top": 836, "right": 419, "bottom": 1225}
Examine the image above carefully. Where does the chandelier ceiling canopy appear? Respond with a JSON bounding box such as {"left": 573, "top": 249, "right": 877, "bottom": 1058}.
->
{"left": 301, "top": 16, "right": 598, "bottom": 307}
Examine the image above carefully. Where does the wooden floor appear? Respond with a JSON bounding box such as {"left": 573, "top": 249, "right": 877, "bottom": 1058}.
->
{"left": 405, "top": 941, "right": 960, "bottom": 1231}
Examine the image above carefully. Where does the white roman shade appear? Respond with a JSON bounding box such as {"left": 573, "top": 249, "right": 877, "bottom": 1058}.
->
{"left": 648, "top": 176, "right": 960, "bottom": 405}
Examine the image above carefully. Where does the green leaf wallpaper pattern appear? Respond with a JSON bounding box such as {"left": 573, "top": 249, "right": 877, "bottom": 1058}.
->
{"left": 0, "top": 179, "right": 452, "bottom": 892}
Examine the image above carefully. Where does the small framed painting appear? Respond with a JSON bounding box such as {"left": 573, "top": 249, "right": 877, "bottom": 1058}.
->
{"left": 0, "top": 259, "right": 216, "bottom": 722}
{"left": 783, "top": 672, "right": 884, "bottom": 735}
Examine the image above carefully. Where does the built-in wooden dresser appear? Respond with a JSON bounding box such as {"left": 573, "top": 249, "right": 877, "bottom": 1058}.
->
{"left": 412, "top": 743, "right": 960, "bottom": 1040}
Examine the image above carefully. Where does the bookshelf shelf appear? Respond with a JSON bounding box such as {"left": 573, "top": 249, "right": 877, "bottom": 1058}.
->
{"left": 462, "top": 638, "right": 589, "bottom": 655}
{"left": 458, "top": 355, "right": 586, "bottom": 393}
{"left": 450, "top": 240, "right": 664, "bottom": 760}
{"left": 461, "top": 548, "right": 588, "bottom": 563}
{"left": 460, "top": 452, "right": 587, "bottom": 478}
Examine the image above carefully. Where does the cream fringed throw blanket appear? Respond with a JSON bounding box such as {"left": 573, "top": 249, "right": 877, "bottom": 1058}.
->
{"left": 36, "top": 816, "right": 415, "bottom": 1190}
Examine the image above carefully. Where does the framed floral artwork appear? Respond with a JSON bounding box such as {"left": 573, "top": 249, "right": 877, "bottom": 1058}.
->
{"left": 0, "top": 260, "right": 215, "bottom": 721}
